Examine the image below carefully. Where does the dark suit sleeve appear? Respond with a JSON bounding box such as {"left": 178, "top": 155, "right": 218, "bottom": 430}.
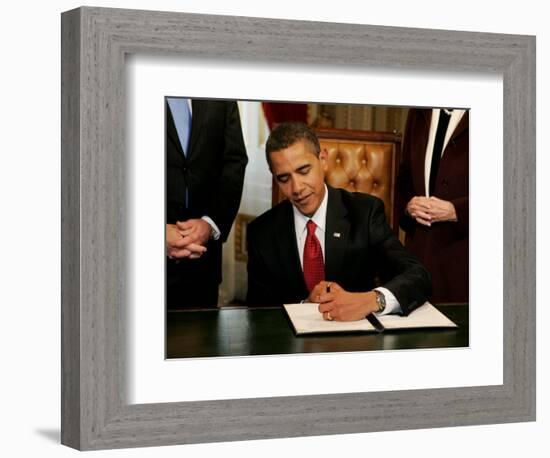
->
{"left": 450, "top": 196, "right": 468, "bottom": 237}
{"left": 369, "top": 198, "right": 432, "bottom": 315}
{"left": 245, "top": 221, "right": 275, "bottom": 305}
{"left": 207, "top": 102, "right": 248, "bottom": 242}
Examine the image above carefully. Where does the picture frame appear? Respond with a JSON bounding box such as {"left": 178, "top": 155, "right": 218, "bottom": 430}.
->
{"left": 61, "top": 6, "right": 535, "bottom": 450}
{"left": 234, "top": 213, "right": 255, "bottom": 263}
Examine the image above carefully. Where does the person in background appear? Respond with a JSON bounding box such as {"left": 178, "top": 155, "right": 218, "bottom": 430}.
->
{"left": 397, "top": 108, "right": 469, "bottom": 303}
{"left": 166, "top": 98, "right": 248, "bottom": 309}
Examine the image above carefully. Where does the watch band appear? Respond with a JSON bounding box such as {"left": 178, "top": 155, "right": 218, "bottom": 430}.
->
{"left": 374, "top": 290, "right": 386, "bottom": 313}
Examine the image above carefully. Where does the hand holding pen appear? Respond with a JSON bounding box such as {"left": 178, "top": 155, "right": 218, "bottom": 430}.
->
{"left": 310, "top": 281, "right": 380, "bottom": 322}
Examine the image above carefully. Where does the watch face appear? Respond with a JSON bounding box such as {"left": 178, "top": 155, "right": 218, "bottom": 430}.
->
{"left": 376, "top": 291, "right": 386, "bottom": 312}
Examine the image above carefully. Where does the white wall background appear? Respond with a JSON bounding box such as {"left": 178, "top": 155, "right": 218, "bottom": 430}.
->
{"left": 0, "top": 1, "right": 545, "bottom": 457}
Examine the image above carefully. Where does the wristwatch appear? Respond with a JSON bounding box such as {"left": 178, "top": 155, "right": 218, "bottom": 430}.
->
{"left": 374, "top": 290, "right": 386, "bottom": 313}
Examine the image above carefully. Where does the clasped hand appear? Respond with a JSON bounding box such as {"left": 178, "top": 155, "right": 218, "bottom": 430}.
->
{"left": 166, "top": 219, "right": 211, "bottom": 259}
{"left": 308, "top": 281, "right": 379, "bottom": 322}
{"left": 406, "top": 196, "right": 457, "bottom": 226}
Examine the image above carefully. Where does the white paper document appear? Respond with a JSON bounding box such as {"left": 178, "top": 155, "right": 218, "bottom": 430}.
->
{"left": 283, "top": 302, "right": 458, "bottom": 335}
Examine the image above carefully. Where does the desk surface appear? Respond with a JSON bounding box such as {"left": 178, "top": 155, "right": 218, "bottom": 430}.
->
{"left": 166, "top": 304, "right": 468, "bottom": 359}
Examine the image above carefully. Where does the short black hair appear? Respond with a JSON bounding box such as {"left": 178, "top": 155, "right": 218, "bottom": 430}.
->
{"left": 265, "top": 122, "right": 320, "bottom": 167}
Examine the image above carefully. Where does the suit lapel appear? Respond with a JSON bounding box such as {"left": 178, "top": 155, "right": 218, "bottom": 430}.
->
{"left": 439, "top": 111, "right": 469, "bottom": 176}
{"left": 166, "top": 101, "right": 186, "bottom": 166}
{"left": 166, "top": 102, "right": 183, "bottom": 153}
{"left": 187, "top": 100, "right": 205, "bottom": 159}
{"left": 447, "top": 110, "right": 469, "bottom": 145}
{"left": 324, "top": 187, "right": 350, "bottom": 281}
{"left": 274, "top": 202, "right": 307, "bottom": 294}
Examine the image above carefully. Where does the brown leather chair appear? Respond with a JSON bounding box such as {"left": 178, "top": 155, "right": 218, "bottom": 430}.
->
{"left": 272, "top": 127, "right": 402, "bottom": 231}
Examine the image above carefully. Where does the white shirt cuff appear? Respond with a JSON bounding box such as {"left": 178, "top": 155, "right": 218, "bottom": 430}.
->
{"left": 201, "top": 216, "right": 221, "bottom": 241}
{"left": 374, "top": 287, "right": 402, "bottom": 315}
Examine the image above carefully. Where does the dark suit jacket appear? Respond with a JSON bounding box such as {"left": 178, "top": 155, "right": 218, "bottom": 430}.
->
{"left": 246, "top": 186, "right": 431, "bottom": 315}
{"left": 166, "top": 99, "right": 247, "bottom": 306}
{"left": 397, "top": 108, "right": 469, "bottom": 302}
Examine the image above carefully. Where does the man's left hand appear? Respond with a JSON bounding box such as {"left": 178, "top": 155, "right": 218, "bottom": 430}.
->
{"left": 176, "top": 219, "right": 211, "bottom": 247}
{"left": 427, "top": 196, "right": 457, "bottom": 223}
{"left": 309, "top": 281, "right": 379, "bottom": 322}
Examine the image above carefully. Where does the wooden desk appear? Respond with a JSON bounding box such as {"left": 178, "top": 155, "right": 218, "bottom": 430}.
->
{"left": 166, "top": 304, "right": 468, "bottom": 359}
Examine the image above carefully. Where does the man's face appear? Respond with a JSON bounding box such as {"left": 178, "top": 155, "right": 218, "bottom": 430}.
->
{"left": 269, "top": 139, "right": 328, "bottom": 217}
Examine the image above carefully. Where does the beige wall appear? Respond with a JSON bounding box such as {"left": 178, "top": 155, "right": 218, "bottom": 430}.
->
{"left": 311, "top": 104, "right": 409, "bottom": 135}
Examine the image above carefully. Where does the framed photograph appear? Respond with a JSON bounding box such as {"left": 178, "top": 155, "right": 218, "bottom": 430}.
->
{"left": 61, "top": 6, "right": 535, "bottom": 450}
{"left": 161, "top": 97, "right": 469, "bottom": 360}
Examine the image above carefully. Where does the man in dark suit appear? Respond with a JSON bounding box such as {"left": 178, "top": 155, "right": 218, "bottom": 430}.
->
{"left": 166, "top": 98, "right": 247, "bottom": 309}
{"left": 397, "top": 108, "right": 468, "bottom": 303}
{"left": 246, "top": 122, "right": 431, "bottom": 321}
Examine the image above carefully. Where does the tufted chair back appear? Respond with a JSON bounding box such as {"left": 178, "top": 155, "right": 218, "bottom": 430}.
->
{"left": 272, "top": 128, "right": 402, "bottom": 231}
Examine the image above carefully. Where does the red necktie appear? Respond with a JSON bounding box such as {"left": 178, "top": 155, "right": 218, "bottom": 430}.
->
{"left": 303, "top": 220, "right": 325, "bottom": 292}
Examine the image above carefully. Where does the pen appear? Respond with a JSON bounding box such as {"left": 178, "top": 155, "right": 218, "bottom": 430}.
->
{"left": 366, "top": 313, "right": 384, "bottom": 333}
{"left": 323, "top": 283, "right": 334, "bottom": 321}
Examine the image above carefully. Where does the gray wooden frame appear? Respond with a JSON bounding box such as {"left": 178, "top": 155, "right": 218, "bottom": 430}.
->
{"left": 61, "top": 6, "right": 536, "bottom": 451}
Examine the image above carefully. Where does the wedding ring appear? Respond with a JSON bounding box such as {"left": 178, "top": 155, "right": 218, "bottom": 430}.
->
{"left": 325, "top": 311, "right": 333, "bottom": 321}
